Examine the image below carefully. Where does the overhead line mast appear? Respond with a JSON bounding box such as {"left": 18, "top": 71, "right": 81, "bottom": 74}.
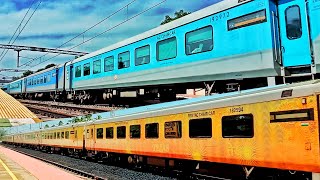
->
{"left": 0, "top": 44, "right": 88, "bottom": 67}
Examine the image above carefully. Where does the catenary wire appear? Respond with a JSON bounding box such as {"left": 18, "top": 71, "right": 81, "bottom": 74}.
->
{"left": 0, "top": 1, "right": 42, "bottom": 63}
{"left": 20, "top": 0, "right": 166, "bottom": 67}
{"left": 20, "top": 0, "right": 138, "bottom": 67}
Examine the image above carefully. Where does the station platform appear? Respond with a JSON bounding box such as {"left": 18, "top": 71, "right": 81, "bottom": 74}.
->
{"left": 0, "top": 89, "right": 40, "bottom": 127}
{"left": 0, "top": 145, "right": 83, "bottom": 180}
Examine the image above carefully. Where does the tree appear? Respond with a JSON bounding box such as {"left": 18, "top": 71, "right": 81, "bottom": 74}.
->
{"left": 12, "top": 76, "right": 20, "bottom": 81}
{"left": 0, "top": 128, "right": 6, "bottom": 140}
{"left": 45, "top": 64, "right": 56, "bottom": 69}
{"left": 35, "top": 68, "right": 45, "bottom": 73}
{"left": 58, "top": 121, "right": 64, "bottom": 126}
{"left": 161, "top": 10, "right": 191, "bottom": 25}
{"left": 44, "top": 124, "right": 49, "bottom": 129}
{"left": 22, "top": 70, "right": 33, "bottom": 77}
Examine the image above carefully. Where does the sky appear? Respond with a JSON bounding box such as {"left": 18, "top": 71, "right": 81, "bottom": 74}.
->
{"left": 0, "top": 0, "right": 222, "bottom": 80}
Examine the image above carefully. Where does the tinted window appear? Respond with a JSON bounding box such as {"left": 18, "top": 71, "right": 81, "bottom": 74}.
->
{"left": 44, "top": 76, "right": 47, "bottom": 83}
{"left": 118, "top": 51, "right": 130, "bottom": 69}
{"left": 106, "top": 127, "right": 113, "bottom": 139}
{"left": 61, "top": 132, "right": 65, "bottom": 138}
{"left": 285, "top": 6, "right": 302, "bottom": 40}
{"left": 165, "top": 121, "right": 182, "bottom": 138}
{"left": 189, "top": 118, "right": 212, "bottom": 138}
{"left": 130, "top": 125, "right": 140, "bottom": 138}
{"left": 135, "top": 45, "right": 150, "bottom": 66}
{"left": 228, "top": 9, "right": 267, "bottom": 31}
{"left": 75, "top": 65, "right": 81, "bottom": 77}
{"left": 83, "top": 63, "right": 90, "bottom": 76}
{"left": 96, "top": 128, "right": 103, "bottom": 139}
{"left": 117, "top": 126, "right": 126, "bottom": 138}
{"left": 186, "top": 26, "right": 213, "bottom": 55}
{"left": 104, "top": 56, "right": 114, "bottom": 72}
{"left": 222, "top": 114, "right": 254, "bottom": 138}
{"left": 75, "top": 130, "right": 77, "bottom": 139}
{"left": 157, "top": 37, "right": 177, "bottom": 61}
{"left": 93, "top": 60, "right": 101, "bottom": 74}
{"left": 65, "top": 131, "right": 69, "bottom": 139}
{"left": 145, "top": 123, "right": 158, "bottom": 138}
{"left": 57, "top": 132, "right": 60, "bottom": 139}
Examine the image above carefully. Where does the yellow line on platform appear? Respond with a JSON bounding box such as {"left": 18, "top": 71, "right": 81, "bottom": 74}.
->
{"left": 0, "top": 158, "right": 18, "bottom": 180}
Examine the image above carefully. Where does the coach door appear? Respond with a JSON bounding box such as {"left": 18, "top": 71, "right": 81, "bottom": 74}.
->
{"left": 278, "top": 0, "right": 312, "bottom": 67}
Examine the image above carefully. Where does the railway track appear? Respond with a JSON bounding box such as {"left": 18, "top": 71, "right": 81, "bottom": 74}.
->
{"left": 2, "top": 143, "right": 232, "bottom": 180}
{"left": 18, "top": 100, "right": 125, "bottom": 120}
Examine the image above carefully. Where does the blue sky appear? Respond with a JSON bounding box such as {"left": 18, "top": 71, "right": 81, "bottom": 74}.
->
{"left": 0, "top": 0, "right": 221, "bottom": 79}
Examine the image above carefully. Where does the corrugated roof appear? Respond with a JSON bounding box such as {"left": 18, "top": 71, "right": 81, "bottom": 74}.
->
{"left": 0, "top": 89, "right": 41, "bottom": 127}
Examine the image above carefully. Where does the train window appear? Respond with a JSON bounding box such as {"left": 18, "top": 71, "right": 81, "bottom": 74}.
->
{"left": 285, "top": 6, "right": 302, "bottom": 40}
{"left": 228, "top": 9, "right": 267, "bottom": 31}
{"left": 40, "top": 77, "right": 43, "bottom": 84}
{"left": 33, "top": 79, "right": 36, "bottom": 85}
{"left": 165, "top": 121, "right": 182, "bottom": 138}
{"left": 157, "top": 37, "right": 177, "bottom": 61}
{"left": 93, "top": 59, "right": 101, "bottom": 74}
{"left": 130, "top": 125, "right": 140, "bottom": 138}
{"left": 47, "top": 74, "right": 51, "bottom": 82}
{"left": 65, "top": 131, "right": 69, "bottom": 139}
{"left": 145, "top": 123, "right": 159, "bottom": 138}
{"left": 118, "top": 51, "right": 130, "bottom": 69}
{"left": 96, "top": 128, "right": 103, "bottom": 139}
{"left": 75, "top": 65, "right": 81, "bottom": 77}
{"left": 270, "top": 108, "right": 314, "bottom": 123}
{"left": 44, "top": 76, "right": 47, "bottom": 83}
{"left": 135, "top": 45, "right": 150, "bottom": 66}
{"left": 37, "top": 78, "right": 40, "bottom": 84}
{"left": 52, "top": 72, "right": 56, "bottom": 77}
{"left": 185, "top": 26, "right": 213, "bottom": 55}
{"left": 222, "top": 114, "right": 254, "bottom": 138}
{"left": 74, "top": 130, "right": 77, "bottom": 138}
{"left": 106, "top": 127, "right": 113, "bottom": 139}
{"left": 57, "top": 132, "right": 60, "bottom": 139}
{"left": 53, "top": 132, "right": 56, "bottom": 139}
{"left": 189, "top": 118, "right": 212, "bottom": 138}
{"left": 61, "top": 132, "right": 65, "bottom": 139}
{"left": 83, "top": 63, "right": 91, "bottom": 76}
{"left": 104, "top": 56, "right": 114, "bottom": 72}
{"left": 117, "top": 126, "right": 126, "bottom": 139}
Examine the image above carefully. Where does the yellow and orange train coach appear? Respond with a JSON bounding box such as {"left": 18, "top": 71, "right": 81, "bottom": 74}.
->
{"left": 3, "top": 80, "right": 320, "bottom": 179}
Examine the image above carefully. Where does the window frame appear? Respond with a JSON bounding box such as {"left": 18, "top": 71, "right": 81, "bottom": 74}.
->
{"left": 145, "top": 123, "right": 159, "bottom": 139}
{"left": 93, "top": 59, "right": 102, "bottom": 74}
{"left": 117, "top": 126, "right": 126, "bottom": 139}
{"left": 189, "top": 118, "right": 212, "bottom": 138}
{"left": 106, "top": 127, "right": 114, "bottom": 139}
{"left": 83, "top": 63, "right": 91, "bottom": 76}
{"left": 156, "top": 37, "right": 177, "bottom": 61}
{"left": 222, "top": 114, "right": 254, "bottom": 138}
{"left": 75, "top": 65, "right": 82, "bottom": 78}
{"left": 96, "top": 128, "right": 104, "bottom": 139}
{"left": 185, "top": 25, "right": 213, "bottom": 56}
{"left": 130, "top": 125, "right": 141, "bottom": 139}
{"left": 118, "top": 51, "right": 130, "bottom": 69}
{"left": 165, "top": 121, "right": 182, "bottom": 138}
{"left": 104, "top": 56, "right": 114, "bottom": 72}
{"left": 285, "top": 5, "right": 302, "bottom": 40}
{"left": 227, "top": 9, "right": 267, "bottom": 31}
{"left": 135, "top": 45, "right": 150, "bottom": 66}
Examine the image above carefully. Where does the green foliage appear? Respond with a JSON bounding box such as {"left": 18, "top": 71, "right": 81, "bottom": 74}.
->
{"left": 160, "top": 10, "right": 191, "bottom": 25}
{"left": 0, "top": 128, "right": 6, "bottom": 139}
{"left": 58, "top": 121, "right": 64, "bottom": 126}
{"left": 45, "top": 64, "right": 56, "bottom": 69}
{"left": 22, "top": 70, "right": 34, "bottom": 78}
{"left": 44, "top": 124, "right": 49, "bottom": 129}
{"left": 12, "top": 76, "right": 20, "bottom": 81}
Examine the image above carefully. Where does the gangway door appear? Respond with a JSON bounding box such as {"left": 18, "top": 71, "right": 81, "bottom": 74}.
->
{"left": 278, "top": 0, "right": 312, "bottom": 67}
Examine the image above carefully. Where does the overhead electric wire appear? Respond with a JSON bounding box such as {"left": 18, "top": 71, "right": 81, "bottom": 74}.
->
{"left": 20, "top": 0, "right": 167, "bottom": 67}
{"left": 0, "top": 0, "right": 36, "bottom": 59}
{"left": 0, "top": 0, "right": 42, "bottom": 63}
{"left": 21, "top": 0, "right": 138, "bottom": 67}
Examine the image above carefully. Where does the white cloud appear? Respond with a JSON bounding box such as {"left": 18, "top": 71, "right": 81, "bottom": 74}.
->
{"left": 0, "top": 0, "right": 219, "bottom": 78}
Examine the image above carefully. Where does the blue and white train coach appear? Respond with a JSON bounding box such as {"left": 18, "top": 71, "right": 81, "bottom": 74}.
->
{"left": 3, "top": 0, "right": 320, "bottom": 104}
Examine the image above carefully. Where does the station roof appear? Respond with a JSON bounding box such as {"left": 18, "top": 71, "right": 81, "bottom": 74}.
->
{"left": 0, "top": 89, "right": 41, "bottom": 127}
